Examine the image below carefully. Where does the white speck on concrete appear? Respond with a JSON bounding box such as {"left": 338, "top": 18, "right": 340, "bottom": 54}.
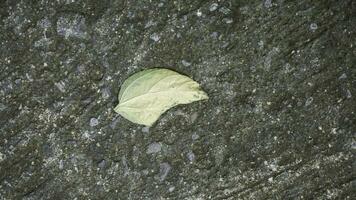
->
{"left": 209, "top": 3, "right": 219, "bottom": 12}
{"left": 219, "top": 7, "right": 231, "bottom": 14}
{"left": 159, "top": 162, "right": 171, "bottom": 181}
{"left": 150, "top": 33, "right": 160, "bottom": 42}
{"left": 258, "top": 40, "right": 264, "bottom": 48}
{"left": 145, "top": 20, "right": 156, "bottom": 28}
{"left": 223, "top": 18, "right": 233, "bottom": 24}
{"left": 264, "top": 0, "right": 273, "bottom": 8}
{"left": 187, "top": 151, "right": 195, "bottom": 163}
{"left": 25, "top": 73, "right": 33, "bottom": 82}
{"left": 192, "top": 133, "right": 200, "bottom": 141}
{"left": 310, "top": 23, "right": 318, "bottom": 32}
{"left": 0, "top": 152, "right": 5, "bottom": 161}
{"left": 181, "top": 60, "right": 191, "bottom": 67}
{"left": 196, "top": 10, "right": 202, "bottom": 17}
{"left": 147, "top": 142, "right": 161, "bottom": 154}
{"left": 305, "top": 97, "right": 313, "bottom": 106}
{"left": 54, "top": 81, "right": 66, "bottom": 93}
{"left": 338, "top": 73, "right": 347, "bottom": 79}
{"left": 211, "top": 32, "right": 218, "bottom": 38}
{"left": 190, "top": 112, "right": 198, "bottom": 123}
{"left": 351, "top": 140, "right": 356, "bottom": 150}
{"left": 90, "top": 118, "right": 99, "bottom": 127}
{"left": 270, "top": 164, "right": 277, "bottom": 171}
{"left": 346, "top": 89, "right": 352, "bottom": 98}
{"left": 168, "top": 186, "right": 175, "bottom": 192}
{"left": 59, "top": 160, "right": 64, "bottom": 170}
{"left": 82, "top": 130, "right": 93, "bottom": 141}
{"left": 101, "top": 88, "right": 111, "bottom": 99}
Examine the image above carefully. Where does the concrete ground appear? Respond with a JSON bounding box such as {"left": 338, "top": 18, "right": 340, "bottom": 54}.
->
{"left": 0, "top": 0, "right": 355, "bottom": 199}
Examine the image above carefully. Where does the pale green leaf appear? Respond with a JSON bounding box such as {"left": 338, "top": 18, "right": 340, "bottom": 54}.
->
{"left": 114, "top": 68, "right": 208, "bottom": 126}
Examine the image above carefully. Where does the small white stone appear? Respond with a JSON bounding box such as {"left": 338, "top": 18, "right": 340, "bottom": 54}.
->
{"left": 190, "top": 112, "right": 198, "bottom": 123}
{"left": 264, "top": 0, "right": 272, "bottom": 8}
{"left": 142, "top": 126, "right": 150, "bottom": 133}
{"left": 196, "top": 10, "right": 202, "bottom": 17}
{"left": 187, "top": 151, "right": 195, "bottom": 163}
{"left": 150, "top": 33, "right": 160, "bottom": 42}
{"left": 351, "top": 141, "right": 356, "bottom": 150}
{"left": 223, "top": 18, "right": 233, "bottom": 24}
{"left": 0, "top": 152, "right": 5, "bottom": 161}
{"left": 59, "top": 160, "right": 64, "bottom": 169}
{"left": 219, "top": 7, "right": 231, "bottom": 14}
{"left": 338, "top": 73, "right": 347, "bottom": 79}
{"left": 346, "top": 89, "right": 352, "bottom": 98}
{"left": 310, "top": 23, "right": 318, "bottom": 31}
{"left": 55, "top": 81, "right": 66, "bottom": 93}
{"left": 145, "top": 20, "right": 155, "bottom": 28}
{"left": 209, "top": 3, "right": 218, "bottom": 12}
{"left": 168, "top": 186, "right": 175, "bottom": 192}
{"left": 101, "top": 88, "right": 110, "bottom": 99}
{"left": 147, "top": 142, "right": 161, "bottom": 154}
{"left": 305, "top": 97, "right": 313, "bottom": 106}
{"left": 90, "top": 118, "right": 99, "bottom": 127}
{"left": 159, "top": 162, "right": 171, "bottom": 181}
{"left": 181, "top": 60, "right": 191, "bottom": 67}
{"left": 192, "top": 133, "right": 200, "bottom": 140}
{"left": 258, "top": 40, "right": 264, "bottom": 48}
{"left": 211, "top": 32, "right": 218, "bottom": 38}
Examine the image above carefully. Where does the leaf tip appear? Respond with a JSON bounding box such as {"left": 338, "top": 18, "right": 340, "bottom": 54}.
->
{"left": 197, "top": 89, "right": 209, "bottom": 100}
{"left": 202, "top": 92, "right": 209, "bottom": 100}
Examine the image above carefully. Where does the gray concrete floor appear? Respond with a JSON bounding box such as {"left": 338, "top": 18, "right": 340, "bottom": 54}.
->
{"left": 0, "top": 0, "right": 355, "bottom": 199}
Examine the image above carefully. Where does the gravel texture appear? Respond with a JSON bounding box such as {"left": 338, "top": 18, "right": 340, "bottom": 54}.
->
{"left": 0, "top": 0, "right": 355, "bottom": 199}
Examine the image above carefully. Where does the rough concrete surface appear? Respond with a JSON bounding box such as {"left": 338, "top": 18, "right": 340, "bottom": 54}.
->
{"left": 0, "top": 0, "right": 355, "bottom": 199}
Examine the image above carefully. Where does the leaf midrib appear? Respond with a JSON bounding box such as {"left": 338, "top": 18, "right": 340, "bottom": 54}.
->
{"left": 119, "top": 73, "right": 186, "bottom": 103}
{"left": 119, "top": 69, "right": 158, "bottom": 100}
{"left": 119, "top": 89, "right": 199, "bottom": 106}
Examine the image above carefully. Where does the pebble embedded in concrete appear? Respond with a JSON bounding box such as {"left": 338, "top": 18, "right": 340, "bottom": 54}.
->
{"left": 147, "top": 142, "right": 162, "bottom": 154}
{"left": 90, "top": 118, "right": 99, "bottom": 127}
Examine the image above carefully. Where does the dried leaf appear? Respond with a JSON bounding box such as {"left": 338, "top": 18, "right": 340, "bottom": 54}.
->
{"left": 114, "top": 68, "right": 208, "bottom": 126}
